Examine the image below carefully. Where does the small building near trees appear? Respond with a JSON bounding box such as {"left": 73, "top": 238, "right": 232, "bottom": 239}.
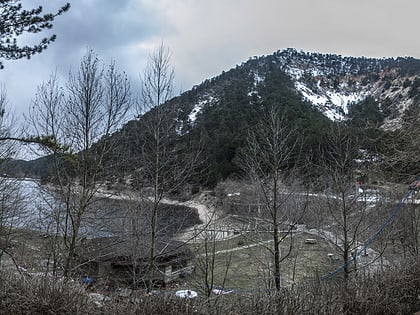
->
{"left": 76, "top": 236, "right": 194, "bottom": 288}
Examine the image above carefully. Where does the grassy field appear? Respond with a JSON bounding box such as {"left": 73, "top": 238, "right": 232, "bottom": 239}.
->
{"left": 1, "top": 226, "right": 349, "bottom": 294}
{"left": 184, "top": 231, "right": 339, "bottom": 292}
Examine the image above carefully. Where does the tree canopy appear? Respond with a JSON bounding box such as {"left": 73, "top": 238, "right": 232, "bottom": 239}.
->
{"left": 0, "top": 0, "right": 70, "bottom": 68}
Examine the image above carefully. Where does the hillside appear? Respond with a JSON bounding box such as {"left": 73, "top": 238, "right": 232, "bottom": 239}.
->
{"left": 169, "top": 48, "right": 420, "bottom": 130}
{"left": 10, "top": 48, "right": 420, "bottom": 184}
{"left": 0, "top": 157, "right": 53, "bottom": 179}
{"left": 109, "top": 49, "right": 419, "bottom": 186}
{"left": 275, "top": 48, "right": 420, "bottom": 128}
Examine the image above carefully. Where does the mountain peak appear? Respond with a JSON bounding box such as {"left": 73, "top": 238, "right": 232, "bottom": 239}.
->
{"left": 177, "top": 48, "right": 420, "bottom": 132}
{"left": 260, "top": 48, "right": 420, "bottom": 126}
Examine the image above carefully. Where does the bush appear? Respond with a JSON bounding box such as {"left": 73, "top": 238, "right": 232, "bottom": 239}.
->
{"left": 0, "top": 258, "right": 419, "bottom": 314}
{"left": 103, "top": 294, "right": 200, "bottom": 315}
{"left": 0, "top": 271, "right": 96, "bottom": 315}
{"left": 225, "top": 259, "right": 420, "bottom": 315}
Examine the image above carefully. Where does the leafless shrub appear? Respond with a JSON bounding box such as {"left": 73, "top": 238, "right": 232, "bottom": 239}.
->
{"left": 0, "top": 271, "right": 96, "bottom": 315}
{"left": 339, "top": 259, "right": 420, "bottom": 314}
{"left": 102, "top": 294, "right": 200, "bottom": 315}
{"left": 206, "top": 258, "right": 420, "bottom": 315}
{"left": 1, "top": 258, "right": 419, "bottom": 314}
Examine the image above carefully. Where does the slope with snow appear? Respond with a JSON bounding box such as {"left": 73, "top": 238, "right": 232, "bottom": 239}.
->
{"left": 182, "top": 48, "right": 420, "bottom": 129}
{"left": 273, "top": 49, "right": 419, "bottom": 127}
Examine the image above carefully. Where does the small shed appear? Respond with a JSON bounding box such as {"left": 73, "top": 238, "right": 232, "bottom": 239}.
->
{"left": 76, "top": 236, "right": 194, "bottom": 288}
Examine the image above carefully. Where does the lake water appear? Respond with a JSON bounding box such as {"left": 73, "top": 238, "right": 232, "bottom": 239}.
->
{"left": 4, "top": 178, "right": 200, "bottom": 239}
{"left": 2, "top": 178, "right": 57, "bottom": 232}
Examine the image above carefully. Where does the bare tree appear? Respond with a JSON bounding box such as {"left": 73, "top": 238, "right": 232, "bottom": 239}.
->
{"left": 316, "top": 124, "right": 381, "bottom": 282}
{"left": 379, "top": 119, "right": 420, "bottom": 260}
{"left": 0, "top": 86, "right": 16, "bottom": 158}
{"left": 395, "top": 188, "right": 420, "bottom": 258}
{"left": 193, "top": 217, "right": 233, "bottom": 312}
{"left": 27, "top": 50, "right": 132, "bottom": 276}
{"left": 239, "top": 106, "right": 306, "bottom": 291}
{"left": 0, "top": 87, "right": 27, "bottom": 271}
{"left": 134, "top": 43, "right": 201, "bottom": 291}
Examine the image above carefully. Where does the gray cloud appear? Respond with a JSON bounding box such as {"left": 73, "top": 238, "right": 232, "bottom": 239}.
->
{"left": 2, "top": 0, "right": 420, "bottom": 122}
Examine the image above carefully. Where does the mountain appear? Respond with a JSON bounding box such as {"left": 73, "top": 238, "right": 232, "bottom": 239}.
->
{"left": 0, "top": 157, "right": 53, "bottom": 179}
{"left": 126, "top": 48, "right": 419, "bottom": 185}
{"left": 176, "top": 48, "right": 420, "bottom": 132}
{"left": 10, "top": 49, "right": 420, "bottom": 185}
{"left": 118, "top": 49, "right": 335, "bottom": 186}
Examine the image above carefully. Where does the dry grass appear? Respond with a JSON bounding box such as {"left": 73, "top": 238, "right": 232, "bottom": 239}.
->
{"left": 188, "top": 231, "right": 335, "bottom": 290}
{"left": 0, "top": 258, "right": 419, "bottom": 314}
{"left": 0, "top": 271, "right": 96, "bottom": 315}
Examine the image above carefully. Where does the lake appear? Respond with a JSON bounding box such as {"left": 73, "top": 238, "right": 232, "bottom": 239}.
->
{"left": 2, "top": 178, "right": 200, "bottom": 239}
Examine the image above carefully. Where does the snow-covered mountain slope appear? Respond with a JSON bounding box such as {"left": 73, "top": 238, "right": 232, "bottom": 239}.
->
{"left": 176, "top": 48, "right": 420, "bottom": 134}
{"left": 272, "top": 48, "right": 420, "bottom": 129}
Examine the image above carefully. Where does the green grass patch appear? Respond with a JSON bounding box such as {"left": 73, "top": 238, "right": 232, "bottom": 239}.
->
{"left": 186, "top": 232, "right": 338, "bottom": 292}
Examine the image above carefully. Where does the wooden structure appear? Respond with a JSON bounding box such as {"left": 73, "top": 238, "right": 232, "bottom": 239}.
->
{"left": 76, "top": 236, "right": 194, "bottom": 288}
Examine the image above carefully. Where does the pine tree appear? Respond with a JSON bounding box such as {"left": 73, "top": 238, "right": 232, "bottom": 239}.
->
{"left": 0, "top": 0, "right": 70, "bottom": 68}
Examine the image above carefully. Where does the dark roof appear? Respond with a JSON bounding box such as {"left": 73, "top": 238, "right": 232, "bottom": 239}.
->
{"left": 77, "top": 236, "right": 193, "bottom": 264}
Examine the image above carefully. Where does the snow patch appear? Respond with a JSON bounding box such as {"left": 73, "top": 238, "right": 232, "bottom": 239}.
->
{"left": 273, "top": 48, "right": 415, "bottom": 127}
{"left": 188, "top": 103, "right": 203, "bottom": 123}
{"left": 286, "top": 67, "right": 305, "bottom": 80}
{"left": 286, "top": 66, "right": 366, "bottom": 121}
{"left": 188, "top": 95, "right": 216, "bottom": 123}
{"left": 248, "top": 71, "right": 265, "bottom": 97}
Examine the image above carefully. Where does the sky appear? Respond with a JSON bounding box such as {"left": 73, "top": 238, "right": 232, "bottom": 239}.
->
{"left": 2, "top": 0, "right": 420, "bottom": 124}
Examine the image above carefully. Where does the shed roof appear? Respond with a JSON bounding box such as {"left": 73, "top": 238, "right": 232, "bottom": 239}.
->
{"left": 77, "top": 236, "right": 193, "bottom": 264}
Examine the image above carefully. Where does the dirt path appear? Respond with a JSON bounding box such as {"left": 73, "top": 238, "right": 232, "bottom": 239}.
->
{"left": 96, "top": 189, "right": 217, "bottom": 241}
{"left": 196, "top": 239, "right": 275, "bottom": 257}
{"left": 168, "top": 198, "right": 218, "bottom": 242}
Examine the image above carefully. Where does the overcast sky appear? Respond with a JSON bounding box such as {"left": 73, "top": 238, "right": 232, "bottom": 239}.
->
{"left": 2, "top": 0, "right": 420, "bottom": 122}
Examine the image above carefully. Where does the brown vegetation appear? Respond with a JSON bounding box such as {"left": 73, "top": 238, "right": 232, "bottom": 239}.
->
{"left": 1, "top": 258, "right": 419, "bottom": 314}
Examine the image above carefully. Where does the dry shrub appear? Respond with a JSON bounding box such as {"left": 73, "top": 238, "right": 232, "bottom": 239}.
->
{"left": 203, "top": 259, "right": 420, "bottom": 315}
{"left": 102, "top": 294, "right": 200, "bottom": 315}
{"left": 0, "top": 271, "right": 96, "bottom": 315}
{"left": 341, "top": 259, "right": 420, "bottom": 314}
{"left": 0, "top": 259, "right": 419, "bottom": 314}
{"left": 213, "top": 286, "right": 342, "bottom": 315}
